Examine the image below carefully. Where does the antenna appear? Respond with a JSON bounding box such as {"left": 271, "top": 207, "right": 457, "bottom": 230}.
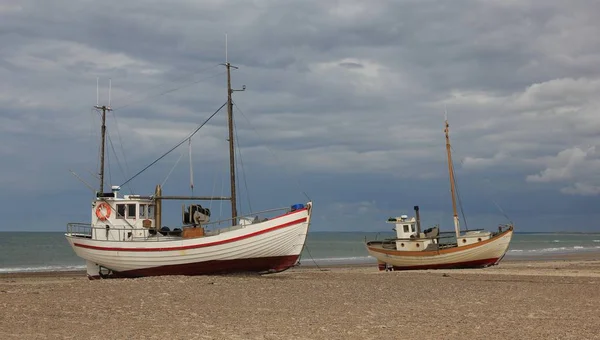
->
{"left": 225, "top": 33, "right": 228, "bottom": 63}
{"left": 444, "top": 104, "right": 448, "bottom": 121}
{"left": 108, "top": 78, "right": 112, "bottom": 107}
{"left": 96, "top": 77, "right": 99, "bottom": 106}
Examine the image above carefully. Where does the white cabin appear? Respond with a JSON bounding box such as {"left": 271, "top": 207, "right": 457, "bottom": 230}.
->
{"left": 91, "top": 186, "right": 156, "bottom": 241}
{"left": 387, "top": 215, "right": 436, "bottom": 251}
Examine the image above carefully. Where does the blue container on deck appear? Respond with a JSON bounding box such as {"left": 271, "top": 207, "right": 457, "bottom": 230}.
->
{"left": 290, "top": 203, "right": 304, "bottom": 212}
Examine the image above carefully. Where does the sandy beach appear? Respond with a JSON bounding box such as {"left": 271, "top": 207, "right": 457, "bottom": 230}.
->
{"left": 1, "top": 254, "right": 599, "bottom": 340}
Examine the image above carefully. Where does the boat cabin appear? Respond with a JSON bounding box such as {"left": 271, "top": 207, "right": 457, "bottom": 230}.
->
{"left": 387, "top": 214, "right": 437, "bottom": 251}
{"left": 92, "top": 186, "right": 156, "bottom": 241}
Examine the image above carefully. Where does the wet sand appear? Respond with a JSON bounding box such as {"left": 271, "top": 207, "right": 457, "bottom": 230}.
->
{"left": 1, "top": 254, "right": 599, "bottom": 340}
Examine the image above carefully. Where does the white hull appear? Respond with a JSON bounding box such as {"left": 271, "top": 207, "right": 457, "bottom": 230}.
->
{"left": 66, "top": 207, "right": 311, "bottom": 278}
{"left": 367, "top": 227, "right": 513, "bottom": 270}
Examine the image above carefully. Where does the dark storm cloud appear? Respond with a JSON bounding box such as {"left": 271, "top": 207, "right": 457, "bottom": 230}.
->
{"left": 1, "top": 0, "right": 600, "bottom": 231}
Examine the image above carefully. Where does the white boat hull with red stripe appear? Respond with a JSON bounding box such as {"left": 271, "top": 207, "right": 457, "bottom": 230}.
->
{"left": 65, "top": 204, "right": 311, "bottom": 279}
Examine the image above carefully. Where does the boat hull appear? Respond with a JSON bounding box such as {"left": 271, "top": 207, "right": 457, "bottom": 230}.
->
{"left": 66, "top": 207, "right": 311, "bottom": 279}
{"left": 97, "top": 255, "right": 300, "bottom": 278}
{"left": 366, "top": 226, "right": 513, "bottom": 271}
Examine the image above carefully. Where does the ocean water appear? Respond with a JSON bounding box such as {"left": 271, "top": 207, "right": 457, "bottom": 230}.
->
{"left": 1, "top": 231, "right": 599, "bottom": 273}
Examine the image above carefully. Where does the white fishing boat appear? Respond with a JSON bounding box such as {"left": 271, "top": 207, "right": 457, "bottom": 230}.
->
{"left": 65, "top": 60, "right": 312, "bottom": 279}
{"left": 366, "top": 118, "right": 513, "bottom": 270}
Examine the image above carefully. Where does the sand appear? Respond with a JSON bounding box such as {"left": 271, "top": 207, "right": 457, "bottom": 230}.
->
{"left": 1, "top": 254, "right": 600, "bottom": 340}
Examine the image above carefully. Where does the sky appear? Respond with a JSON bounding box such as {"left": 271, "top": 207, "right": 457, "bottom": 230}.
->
{"left": 1, "top": 0, "right": 600, "bottom": 232}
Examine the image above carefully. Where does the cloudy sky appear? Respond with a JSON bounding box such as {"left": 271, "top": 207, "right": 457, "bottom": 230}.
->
{"left": 1, "top": 0, "right": 599, "bottom": 232}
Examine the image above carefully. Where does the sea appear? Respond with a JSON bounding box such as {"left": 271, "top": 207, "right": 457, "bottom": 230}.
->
{"left": 1, "top": 231, "right": 600, "bottom": 274}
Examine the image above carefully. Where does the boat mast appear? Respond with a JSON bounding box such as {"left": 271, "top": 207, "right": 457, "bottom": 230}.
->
{"left": 223, "top": 36, "right": 245, "bottom": 226}
{"left": 95, "top": 79, "right": 112, "bottom": 194}
{"left": 225, "top": 62, "right": 237, "bottom": 225}
{"left": 444, "top": 118, "right": 461, "bottom": 239}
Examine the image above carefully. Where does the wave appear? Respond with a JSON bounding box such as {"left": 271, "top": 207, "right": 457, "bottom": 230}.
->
{"left": 0, "top": 264, "right": 86, "bottom": 274}
{"left": 300, "top": 256, "right": 376, "bottom": 265}
{"left": 508, "top": 245, "right": 600, "bottom": 254}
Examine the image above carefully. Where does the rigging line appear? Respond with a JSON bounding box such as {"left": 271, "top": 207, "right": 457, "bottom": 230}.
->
{"left": 120, "top": 101, "right": 228, "bottom": 187}
{"left": 232, "top": 101, "right": 311, "bottom": 202}
{"left": 161, "top": 150, "right": 185, "bottom": 188}
{"left": 230, "top": 113, "right": 243, "bottom": 216}
{"left": 90, "top": 108, "right": 99, "bottom": 176}
{"left": 219, "top": 168, "right": 225, "bottom": 225}
{"left": 301, "top": 244, "right": 326, "bottom": 272}
{"left": 452, "top": 164, "right": 469, "bottom": 231}
{"left": 492, "top": 198, "right": 513, "bottom": 225}
{"left": 91, "top": 108, "right": 101, "bottom": 182}
{"left": 188, "top": 138, "right": 194, "bottom": 195}
{"left": 208, "top": 154, "right": 220, "bottom": 222}
{"left": 106, "top": 130, "right": 134, "bottom": 194}
{"left": 107, "top": 139, "right": 113, "bottom": 189}
{"left": 108, "top": 64, "right": 221, "bottom": 109}
{"left": 447, "top": 144, "right": 469, "bottom": 231}
{"left": 233, "top": 116, "right": 252, "bottom": 214}
{"left": 450, "top": 145, "right": 512, "bottom": 225}
{"left": 112, "top": 71, "right": 227, "bottom": 112}
{"left": 109, "top": 109, "right": 135, "bottom": 194}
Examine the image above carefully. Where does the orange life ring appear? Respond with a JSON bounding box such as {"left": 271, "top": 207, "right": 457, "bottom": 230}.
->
{"left": 96, "top": 202, "right": 112, "bottom": 220}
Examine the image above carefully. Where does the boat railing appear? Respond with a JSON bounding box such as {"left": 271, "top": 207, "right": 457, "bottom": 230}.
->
{"left": 65, "top": 205, "right": 299, "bottom": 242}
{"left": 203, "top": 206, "right": 290, "bottom": 228}
{"left": 66, "top": 223, "right": 93, "bottom": 237}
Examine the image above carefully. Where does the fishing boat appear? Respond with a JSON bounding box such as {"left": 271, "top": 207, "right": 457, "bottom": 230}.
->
{"left": 65, "top": 61, "right": 313, "bottom": 279}
{"left": 366, "top": 118, "right": 513, "bottom": 271}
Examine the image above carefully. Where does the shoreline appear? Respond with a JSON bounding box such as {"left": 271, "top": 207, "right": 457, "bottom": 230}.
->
{"left": 2, "top": 251, "right": 599, "bottom": 279}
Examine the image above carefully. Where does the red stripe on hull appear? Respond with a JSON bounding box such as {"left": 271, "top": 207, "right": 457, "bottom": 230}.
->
{"left": 75, "top": 217, "right": 307, "bottom": 252}
{"left": 384, "top": 257, "right": 500, "bottom": 271}
{"left": 91, "top": 255, "right": 300, "bottom": 279}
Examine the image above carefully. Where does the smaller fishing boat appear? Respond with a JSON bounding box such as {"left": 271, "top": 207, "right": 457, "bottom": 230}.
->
{"left": 366, "top": 118, "right": 513, "bottom": 271}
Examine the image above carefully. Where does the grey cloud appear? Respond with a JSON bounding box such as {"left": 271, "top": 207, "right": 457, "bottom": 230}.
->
{"left": 2, "top": 0, "right": 600, "bottom": 231}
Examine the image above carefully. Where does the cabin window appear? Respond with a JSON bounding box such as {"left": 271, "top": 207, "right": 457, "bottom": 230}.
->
{"left": 127, "top": 204, "right": 136, "bottom": 219}
{"left": 139, "top": 204, "right": 146, "bottom": 219}
{"left": 116, "top": 204, "right": 126, "bottom": 219}
{"left": 403, "top": 225, "right": 409, "bottom": 232}
{"left": 411, "top": 225, "right": 415, "bottom": 232}
{"left": 148, "top": 205, "right": 155, "bottom": 219}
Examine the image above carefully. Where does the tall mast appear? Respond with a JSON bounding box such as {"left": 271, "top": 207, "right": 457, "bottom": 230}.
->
{"left": 223, "top": 36, "right": 245, "bottom": 225}
{"left": 95, "top": 78, "right": 112, "bottom": 194}
{"left": 225, "top": 62, "right": 237, "bottom": 225}
{"left": 95, "top": 104, "right": 112, "bottom": 194}
{"left": 444, "top": 119, "right": 461, "bottom": 240}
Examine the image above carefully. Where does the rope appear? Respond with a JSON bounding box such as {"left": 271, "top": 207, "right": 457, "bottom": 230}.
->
{"left": 112, "top": 71, "right": 226, "bottom": 112}
{"left": 233, "top": 116, "right": 253, "bottom": 214}
{"left": 110, "top": 65, "right": 222, "bottom": 111}
{"left": 106, "top": 131, "right": 132, "bottom": 192}
{"left": 120, "top": 101, "right": 227, "bottom": 187}
{"left": 161, "top": 151, "right": 185, "bottom": 188}
{"left": 109, "top": 109, "right": 135, "bottom": 194}
{"left": 451, "top": 145, "right": 513, "bottom": 226}
{"left": 232, "top": 101, "right": 311, "bottom": 202}
{"left": 188, "top": 138, "right": 194, "bottom": 195}
{"left": 300, "top": 244, "right": 327, "bottom": 272}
